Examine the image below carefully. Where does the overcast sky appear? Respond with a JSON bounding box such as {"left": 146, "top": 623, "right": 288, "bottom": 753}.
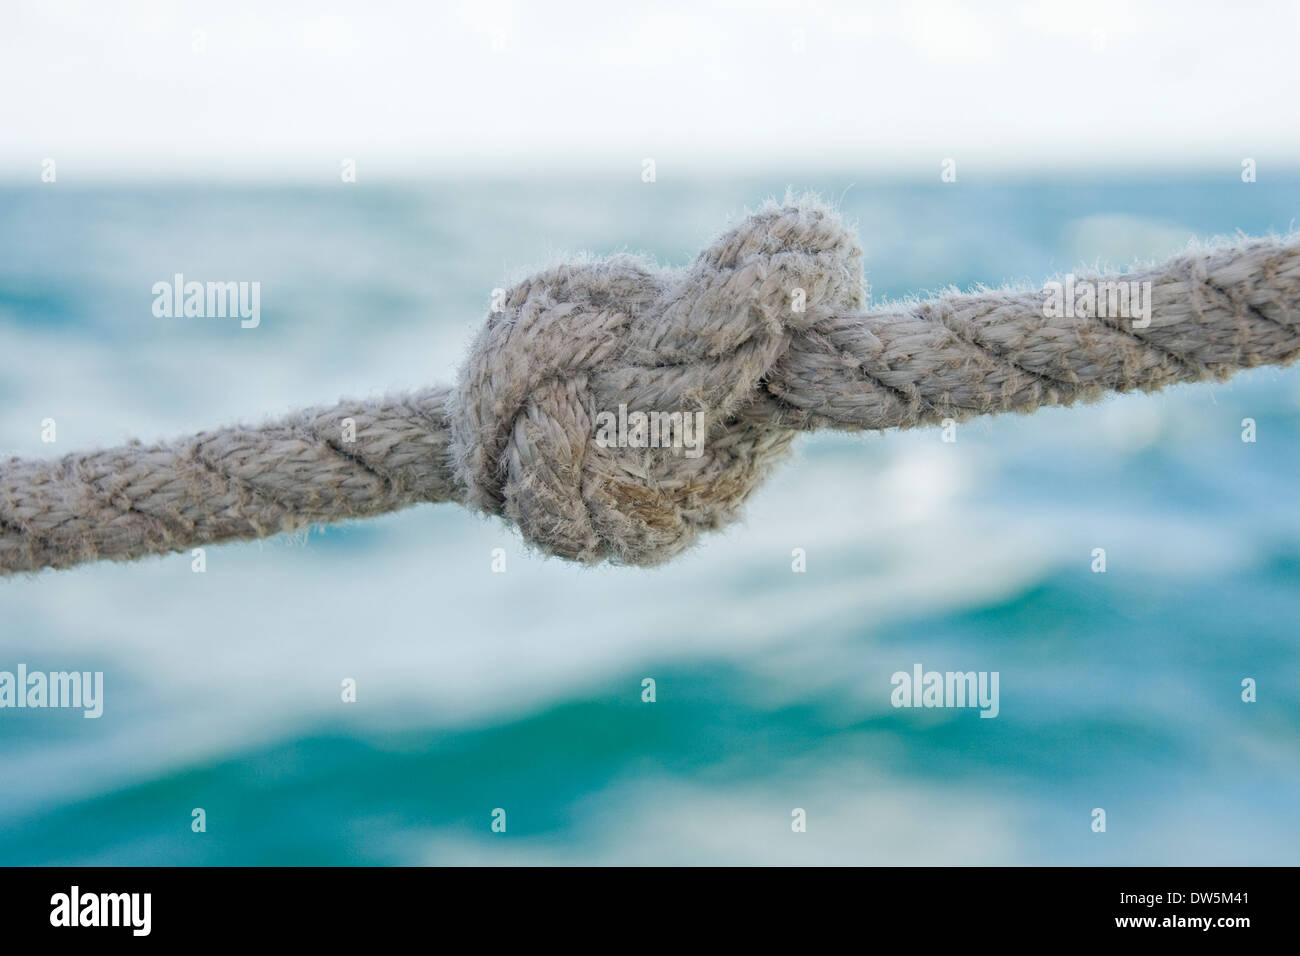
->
{"left": 2, "top": 0, "right": 1297, "bottom": 179}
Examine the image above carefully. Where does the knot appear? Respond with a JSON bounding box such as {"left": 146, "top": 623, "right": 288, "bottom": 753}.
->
{"left": 451, "top": 195, "right": 864, "bottom": 565}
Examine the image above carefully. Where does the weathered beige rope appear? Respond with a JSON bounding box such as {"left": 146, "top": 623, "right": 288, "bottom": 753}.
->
{"left": 3, "top": 196, "right": 1298, "bottom": 574}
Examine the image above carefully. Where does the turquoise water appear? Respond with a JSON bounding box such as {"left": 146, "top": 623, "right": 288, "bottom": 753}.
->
{"left": 1, "top": 175, "right": 1299, "bottom": 864}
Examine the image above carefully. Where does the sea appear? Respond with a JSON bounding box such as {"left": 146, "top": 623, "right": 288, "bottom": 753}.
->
{"left": 1, "top": 173, "right": 1298, "bottom": 864}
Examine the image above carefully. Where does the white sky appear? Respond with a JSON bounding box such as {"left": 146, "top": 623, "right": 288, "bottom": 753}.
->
{"left": 2, "top": 0, "right": 1297, "bottom": 178}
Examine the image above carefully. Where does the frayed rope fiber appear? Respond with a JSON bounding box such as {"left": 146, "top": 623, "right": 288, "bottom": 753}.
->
{"left": 4, "top": 195, "right": 1300, "bottom": 574}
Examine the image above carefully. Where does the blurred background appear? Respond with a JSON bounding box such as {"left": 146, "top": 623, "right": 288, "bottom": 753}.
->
{"left": 1, "top": 1, "right": 1298, "bottom": 864}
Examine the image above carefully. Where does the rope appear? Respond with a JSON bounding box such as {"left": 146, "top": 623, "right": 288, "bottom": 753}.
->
{"left": 3, "top": 196, "right": 1298, "bottom": 574}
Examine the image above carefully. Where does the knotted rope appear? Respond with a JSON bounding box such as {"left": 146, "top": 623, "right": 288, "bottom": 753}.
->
{"left": 3, "top": 196, "right": 1299, "bottom": 575}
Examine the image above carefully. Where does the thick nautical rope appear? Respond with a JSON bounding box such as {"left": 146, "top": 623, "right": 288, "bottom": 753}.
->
{"left": 3, "top": 196, "right": 1299, "bottom": 574}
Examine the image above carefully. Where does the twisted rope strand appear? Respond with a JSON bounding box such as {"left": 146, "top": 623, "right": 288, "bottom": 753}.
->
{"left": 3, "top": 198, "right": 1299, "bottom": 574}
{"left": 760, "top": 234, "right": 1300, "bottom": 432}
{"left": 1, "top": 387, "right": 458, "bottom": 573}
